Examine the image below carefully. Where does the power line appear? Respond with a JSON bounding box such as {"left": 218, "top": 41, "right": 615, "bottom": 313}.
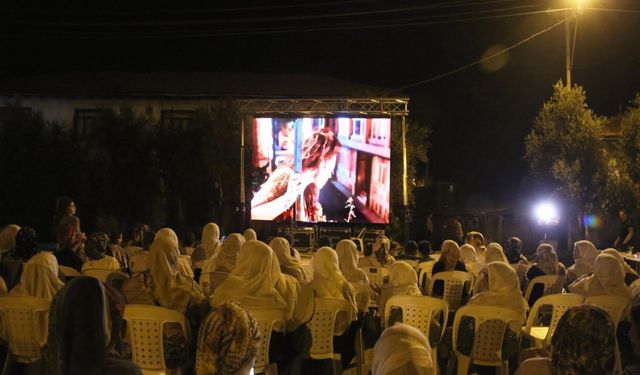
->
{"left": 586, "top": 7, "right": 640, "bottom": 15}
{"left": 2, "top": 8, "right": 565, "bottom": 40}
{"left": 396, "top": 17, "right": 567, "bottom": 90}
{"left": 9, "top": 0, "right": 527, "bottom": 26}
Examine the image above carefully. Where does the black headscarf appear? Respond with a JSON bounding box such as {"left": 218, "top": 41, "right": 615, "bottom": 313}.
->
{"left": 8, "top": 227, "right": 39, "bottom": 262}
{"left": 85, "top": 232, "right": 110, "bottom": 261}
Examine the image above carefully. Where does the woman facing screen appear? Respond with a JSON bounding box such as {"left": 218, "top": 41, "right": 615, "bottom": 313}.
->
{"left": 251, "top": 127, "right": 340, "bottom": 222}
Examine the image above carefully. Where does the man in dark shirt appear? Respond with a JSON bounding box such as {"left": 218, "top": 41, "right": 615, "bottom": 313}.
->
{"left": 615, "top": 209, "right": 635, "bottom": 252}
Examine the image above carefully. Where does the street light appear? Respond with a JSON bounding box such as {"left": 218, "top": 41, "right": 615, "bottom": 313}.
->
{"left": 565, "top": 0, "right": 585, "bottom": 87}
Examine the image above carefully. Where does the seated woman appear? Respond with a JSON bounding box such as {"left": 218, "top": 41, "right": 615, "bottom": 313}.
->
{"left": 311, "top": 246, "right": 358, "bottom": 368}
{"left": 243, "top": 228, "right": 257, "bottom": 241}
{"left": 335, "top": 239, "right": 369, "bottom": 286}
{"left": 431, "top": 240, "right": 467, "bottom": 298}
{"left": 82, "top": 232, "right": 121, "bottom": 273}
{"left": 10, "top": 251, "right": 64, "bottom": 300}
{"left": 196, "top": 301, "right": 260, "bottom": 375}
{"left": 211, "top": 240, "right": 313, "bottom": 370}
{"left": 1, "top": 226, "right": 40, "bottom": 290}
{"left": 569, "top": 253, "right": 632, "bottom": 300}
{"left": 43, "top": 276, "right": 141, "bottom": 375}
{"left": 517, "top": 305, "right": 617, "bottom": 375}
{"left": 358, "top": 235, "right": 395, "bottom": 268}
{"left": 378, "top": 261, "right": 421, "bottom": 319}
{"left": 601, "top": 248, "right": 640, "bottom": 286}
{"left": 147, "top": 236, "right": 206, "bottom": 314}
{"left": 201, "top": 233, "right": 245, "bottom": 295}
{"left": 473, "top": 243, "right": 509, "bottom": 293}
{"left": 504, "top": 237, "right": 530, "bottom": 293}
{"left": 270, "top": 237, "right": 310, "bottom": 284}
{"left": 0, "top": 224, "right": 20, "bottom": 254}
{"left": 525, "top": 244, "right": 566, "bottom": 306}
{"left": 372, "top": 323, "right": 435, "bottom": 375}
{"left": 154, "top": 228, "right": 194, "bottom": 279}
{"left": 192, "top": 223, "right": 221, "bottom": 272}
{"left": 566, "top": 240, "right": 598, "bottom": 284}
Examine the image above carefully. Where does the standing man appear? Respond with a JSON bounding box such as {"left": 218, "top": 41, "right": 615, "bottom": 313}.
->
{"left": 614, "top": 208, "right": 635, "bottom": 252}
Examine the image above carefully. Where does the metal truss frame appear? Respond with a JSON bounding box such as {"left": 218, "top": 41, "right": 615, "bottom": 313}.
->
{"left": 237, "top": 97, "right": 409, "bottom": 116}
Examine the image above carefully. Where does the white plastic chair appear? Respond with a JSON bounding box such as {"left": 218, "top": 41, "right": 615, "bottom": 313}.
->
{"left": 452, "top": 305, "right": 523, "bottom": 375}
{"left": 82, "top": 268, "right": 123, "bottom": 282}
{"left": 522, "top": 293, "right": 584, "bottom": 348}
{"left": 416, "top": 262, "right": 435, "bottom": 295}
{"left": 383, "top": 295, "right": 448, "bottom": 370}
{"left": 523, "top": 275, "right": 566, "bottom": 306}
{"left": 359, "top": 267, "right": 388, "bottom": 308}
{"left": 0, "top": 296, "right": 50, "bottom": 363}
{"left": 250, "top": 308, "right": 286, "bottom": 375}
{"left": 585, "top": 295, "right": 630, "bottom": 325}
{"left": 428, "top": 271, "right": 472, "bottom": 312}
{"left": 123, "top": 304, "right": 190, "bottom": 375}
{"left": 306, "top": 298, "right": 355, "bottom": 374}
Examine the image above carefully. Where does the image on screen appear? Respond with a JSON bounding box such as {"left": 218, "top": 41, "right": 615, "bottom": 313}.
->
{"left": 250, "top": 117, "right": 391, "bottom": 224}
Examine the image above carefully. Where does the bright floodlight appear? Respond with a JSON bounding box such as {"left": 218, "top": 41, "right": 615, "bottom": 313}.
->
{"left": 534, "top": 201, "right": 560, "bottom": 225}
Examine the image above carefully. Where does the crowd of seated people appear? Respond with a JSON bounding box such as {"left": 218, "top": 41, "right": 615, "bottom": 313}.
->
{"left": 4, "top": 201, "right": 640, "bottom": 375}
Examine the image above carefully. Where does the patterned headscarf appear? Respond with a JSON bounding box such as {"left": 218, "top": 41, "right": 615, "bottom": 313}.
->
{"left": 7, "top": 227, "right": 39, "bottom": 262}
{"left": 504, "top": 237, "right": 523, "bottom": 264}
{"left": 0, "top": 224, "right": 21, "bottom": 253}
{"left": 551, "top": 304, "right": 616, "bottom": 375}
{"left": 373, "top": 235, "right": 393, "bottom": 266}
{"left": 196, "top": 301, "right": 260, "bottom": 375}
{"left": 534, "top": 244, "right": 563, "bottom": 275}
{"left": 85, "top": 232, "right": 110, "bottom": 261}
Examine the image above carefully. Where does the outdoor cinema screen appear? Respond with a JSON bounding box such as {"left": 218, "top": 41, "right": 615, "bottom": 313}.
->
{"left": 250, "top": 117, "right": 391, "bottom": 224}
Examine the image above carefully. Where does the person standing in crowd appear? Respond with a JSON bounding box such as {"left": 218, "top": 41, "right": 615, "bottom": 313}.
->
{"left": 50, "top": 196, "right": 77, "bottom": 242}
{"left": 614, "top": 208, "right": 636, "bottom": 252}
{"left": 54, "top": 216, "right": 85, "bottom": 272}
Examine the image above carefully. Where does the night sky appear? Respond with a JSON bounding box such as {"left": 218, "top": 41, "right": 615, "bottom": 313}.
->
{"left": 2, "top": 0, "right": 639, "bottom": 212}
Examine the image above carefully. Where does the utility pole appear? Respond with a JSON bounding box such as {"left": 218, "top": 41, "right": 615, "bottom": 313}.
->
{"left": 565, "top": 0, "right": 581, "bottom": 87}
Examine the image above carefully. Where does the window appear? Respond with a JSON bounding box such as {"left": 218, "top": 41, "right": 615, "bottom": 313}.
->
{"left": 161, "top": 109, "right": 196, "bottom": 130}
{"left": 73, "top": 109, "right": 100, "bottom": 137}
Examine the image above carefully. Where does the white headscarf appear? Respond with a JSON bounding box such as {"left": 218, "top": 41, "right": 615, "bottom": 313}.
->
{"left": 484, "top": 243, "right": 508, "bottom": 264}
{"left": 152, "top": 228, "right": 195, "bottom": 278}
{"left": 269, "top": 237, "right": 309, "bottom": 284}
{"left": 312, "top": 247, "right": 357, "bottom": 320}
{"left": 469, "top": 261, "right": 529, "bottom": 321}
{"left": 379, "top": 262, "right": 421, "bottom": 317}
{"left": 148, "top": 236, "right": 204, "bottom": 313}
{"left": 601, "top": 248, "right": 639, "bottom": 278}
{"left": 203, "top": 233, "right": 245, "bottom": 274}
{"left": 567, "top": 240, "right": 598, "bottom": 282}
{"left": 211, "top": 240, "right": 300, "bottom": 322}
{"left": 0, "top": 224, "right": 21, "bottom": 253}
{"left": 154, "top": 227, "right": 179, "bottom": 245}
{"left": 201, "top": 223, "right": 221, "bottom": 259}
{"left": 243, "top": 228, "right": 257, "bottom": 241}
{"left": 570, "top": 253, "right": 631, "bottom": 299}
{"left": 336, "top": 239, "right": 369, "bottom": 286}
{"left": 460, "top": 244, "right": 478, "bottom": 264}
{"left": 10, "top": 251, "right": 64, "bottom": 300}
{"left": 372, "top": 323, "right": 435, "bottom": 375}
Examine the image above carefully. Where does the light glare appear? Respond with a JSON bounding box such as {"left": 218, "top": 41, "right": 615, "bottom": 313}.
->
{"left": 534, "top": 201, "right": 560, "bottom": 225}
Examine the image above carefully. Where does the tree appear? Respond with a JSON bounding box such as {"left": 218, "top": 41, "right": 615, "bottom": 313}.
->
{"left": 390, "top": 118, "right": 430, "bottom": 240}
{"left": 524, "top": 82, "right": 607, "bottom": 236}
{"left": 613, "top": 94, "right": 640, "bottom": 212}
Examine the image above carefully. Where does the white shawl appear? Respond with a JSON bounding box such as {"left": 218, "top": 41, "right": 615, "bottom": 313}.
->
{"left": 336, "top": 239, "right": 369, "bottom": 286}
{"left": 10, "top": 251, "right": 64, "bottom": 300}
{"left": 372, "top": 323, "right": 435, "bottom": 375}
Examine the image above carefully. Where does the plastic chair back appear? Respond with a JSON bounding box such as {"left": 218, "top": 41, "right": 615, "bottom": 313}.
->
{"left": 523, "top": 293, "right": 584, "bottom": 348}
{"left": 428, "top": 271, "right": 471, "bottom": 311}
{"left": 82, "top": 268, "right": 123, "bottom": 282}
{"left": 417, "top": 262, "right": 435, "bottom": 294}
{"left": 524, "top": 274, "right": 566, "bottom": 305}
{"left": 359, "top": 267, "right": 388, "bottom": 308}
{"left": 123, "top": 304, "right": 190, "bottom": 374}
{"left": 307, "top": 298, "right": 354, "bottom": 360}
{"left": 585, "top": 295, "right": 630, "bottom": 325}
{"left": 453, "top": 305, "right": 522, "bottom": 375}
{"left": 129, "top": 253, "right": 150, "bottom": 274}
{"left": 0, "top": 296, "right": 50, "bottom": 363}
{"left": 250, "top": 308, "right": 286, "bottom": 375}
